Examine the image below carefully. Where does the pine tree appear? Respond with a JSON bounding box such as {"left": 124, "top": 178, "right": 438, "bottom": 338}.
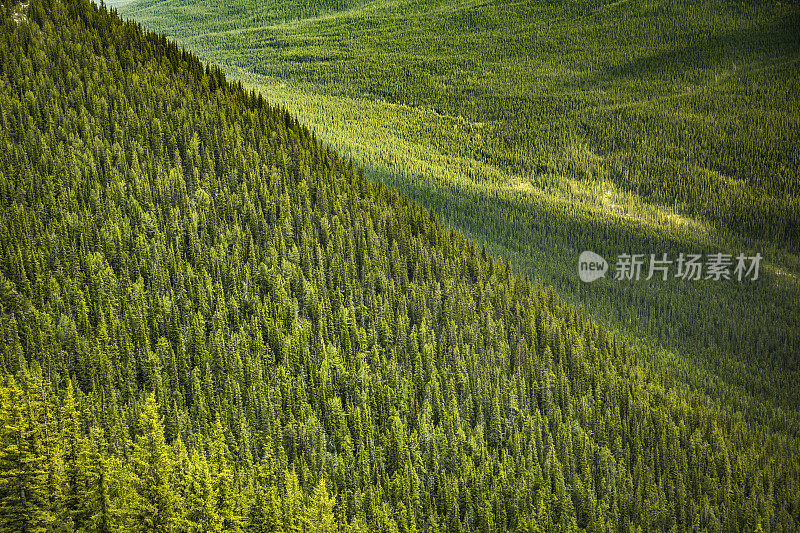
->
{"left": 209, "top": 416, "right": 243, "bottom": 532}
{"left": 306, "top": 476, "right": 336, "bottom": 533}
{"left": 184, "top": 446, "right": 219, "bottom": 532}
{"left": 128, "top": 393, "right": 177, "bottom": 533}
{"left": 248, "top": 454, "right": 283, "bottom": 533}
{"left": 81, "top": 426, "right": 113, "bottom": 533}
{"left": 60, "top": 380, "right": 87, "bottom": 531}
{"left": 282, "top": 468, "right": 303, "bottom": 533}
{"left": 0, "top": 375, "right": 51, "bottom": 533}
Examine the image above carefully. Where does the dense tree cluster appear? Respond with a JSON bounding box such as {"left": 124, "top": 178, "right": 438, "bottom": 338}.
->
{"left": 0, "top": 1, "right": 798, "bottom": 532}
{"left": 124, "top": 0, "right": 800, "bottom": 249}
{"left": 120, "top": 0, "right": 800, "bottom": 434}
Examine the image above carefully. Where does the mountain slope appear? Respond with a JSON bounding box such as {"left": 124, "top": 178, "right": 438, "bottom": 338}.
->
{"left": 120, "top": 0, "right": 800, "bottom": 445}
{"left": 0, "top": 0, "right": 798, "bottom": 531}
{"left": 122, "top": 0, "right": 800, "bottom": 246}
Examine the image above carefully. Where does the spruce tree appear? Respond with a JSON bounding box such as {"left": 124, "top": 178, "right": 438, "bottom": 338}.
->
{"left": 0, "top": 375, "right": 51, "bottom": 533}
{"left": 128, "top": 393, "right": 177, "bottom": 533}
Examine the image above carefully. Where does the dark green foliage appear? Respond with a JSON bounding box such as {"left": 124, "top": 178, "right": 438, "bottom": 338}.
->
{"left": 0, "top": 1, "right": 798, "bottom": 532}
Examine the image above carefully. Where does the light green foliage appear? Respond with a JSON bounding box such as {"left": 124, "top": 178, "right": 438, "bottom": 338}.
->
{"left": 0, "top": 374, "right": 52, "bottom": 532}
{"left": 307, "top": 477, "right": 335, "bottom": 533}
{"left": 129, "top": 394, "right": 178, "bottom": 532}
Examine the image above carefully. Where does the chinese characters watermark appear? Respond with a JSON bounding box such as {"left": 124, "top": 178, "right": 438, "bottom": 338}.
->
{"left": 578, "top": 251, "right": 761, "bottom": 283}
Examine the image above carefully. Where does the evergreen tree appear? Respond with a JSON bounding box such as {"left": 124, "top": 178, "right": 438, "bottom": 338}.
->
{"left": 0, "top": 375, "right": 51, "bottom": 533}
{"left": 128, "top": 393, "right": 177, "bottom": 532}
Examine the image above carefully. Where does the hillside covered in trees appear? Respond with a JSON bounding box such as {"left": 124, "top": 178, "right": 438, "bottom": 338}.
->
{"left": 119, "top": 0, "right": 800, "bottom": 439}
{"left": 0, "top": 0, "right": 798, "bottom": 532}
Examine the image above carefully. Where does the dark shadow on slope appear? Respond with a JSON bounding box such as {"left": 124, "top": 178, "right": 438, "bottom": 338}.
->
{"left": 598, "top": 15, "right": 800, "bottom": 83}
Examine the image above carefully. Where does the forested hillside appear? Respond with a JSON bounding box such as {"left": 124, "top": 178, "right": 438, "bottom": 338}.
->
{"left": 0, "top": 0, "right": 798, "bottom": 532}
{"left": 119, "top": 0, "right": 800, "bottom": 439}
{"left": 126, "top": 0, "right": 800, "bottom": 247}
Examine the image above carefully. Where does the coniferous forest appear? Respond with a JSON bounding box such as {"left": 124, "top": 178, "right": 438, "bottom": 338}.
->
{"left": 0, "top": 0, "right": 798, "bottom": 532}
{"left": 120, "top": 0, "right": 800, "bottom": 441}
